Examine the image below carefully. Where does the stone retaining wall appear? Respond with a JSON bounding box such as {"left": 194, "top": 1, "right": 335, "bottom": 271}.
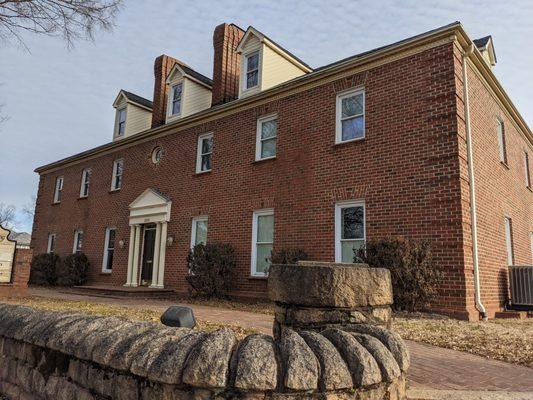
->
{"left": 0, "top": 249, "right": 31, "bottom": 298}
{"left": 0, "top": 262, "right": 409, "bottom": 399}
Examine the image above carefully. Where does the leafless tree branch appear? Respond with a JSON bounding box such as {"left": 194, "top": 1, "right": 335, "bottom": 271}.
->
{"left": 0, "top": 202, "right": 16, "bottom": 229}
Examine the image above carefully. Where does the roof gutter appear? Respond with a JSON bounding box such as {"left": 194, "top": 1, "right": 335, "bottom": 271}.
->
{"left": 462, "top": 43, "right": 487, "bottom": 321}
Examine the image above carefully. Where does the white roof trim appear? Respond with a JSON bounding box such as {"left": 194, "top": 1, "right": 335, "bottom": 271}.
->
{"left": 166, "top": 64, "right": 212, "bottom": 90}
{"left": 112, "top": 90, "right": 152, "bottom": 111}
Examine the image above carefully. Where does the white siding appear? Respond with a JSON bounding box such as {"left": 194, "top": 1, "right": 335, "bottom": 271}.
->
{"left": 182, "top": 79, "right": 212, "bottom": 118}
{"left": 124, "top": 103, "right": 152, "bottom": 137}
{"left": 261, "top": 44, "right": 307, "bottom": 90}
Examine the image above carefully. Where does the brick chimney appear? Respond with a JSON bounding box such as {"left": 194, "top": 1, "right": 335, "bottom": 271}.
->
{"left": 211, "top": 23, "right": 245, "bottom": 106}
{"left": 151, "top": 54, "right": 180, "bottom": 128}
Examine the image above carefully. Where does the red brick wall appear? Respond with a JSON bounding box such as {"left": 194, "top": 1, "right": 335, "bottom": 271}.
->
{"left": 454, "top": 44, "right": 533, "bottom": 319}
{"left": 151, "top": 55, "right": 181, "bottom": 128}
{"left": 32, "top": 43, "right": 471, "bottom": 310}
{"left": 0, "top": 248, "right": 32, "bottom": 297}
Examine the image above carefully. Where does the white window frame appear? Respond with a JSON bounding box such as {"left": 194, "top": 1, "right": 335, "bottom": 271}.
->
{"left": 255, "top": 114, "right": 278, "bottom": 161}
{"left": 102, "top": 227, "right": 116, "bottom": 273}
{"left": 242, "top": 50, "right": 261, "bottom": 92}
{"left": 335, "top": 200, "right": 366, "bottom": 263}
{"left": 73, "top": 230, "right": 83, "bottom": 253}
{"left": 79, "top": 168, "right": 91, "bottom": 198}
{"left": 196, "top": 133, "right": 213, "bottom": 174}
{"left": 53, "top": 176, "right": 63, "bottom": 203}
{"left": 497, "top": 118, "right": 507, "bottom": 164}
{"left": 190, "top": 216, "right": 208, "bottom": 248}
{"left": 250, "top": 208, "right": 274, "bottom": 277}
{"left": 111, "top": 159, "right": 123, "bottom": 191}
{"left": 47, "top": 233, "right": 56, "bottom": 253}
{"left": 335, "top": 88, "right": 365, "bottom": 144}
{"left": 504, "top": 216, "right": 514, "bottom": 266}
{"left": 168, "top": 82, "right": 184, "bottom": 118}
{"left": 116, "top": 107, "right": 127, "bottom": 137}
{"left": 524, "top": 151, "right": 531, "bottom": 188}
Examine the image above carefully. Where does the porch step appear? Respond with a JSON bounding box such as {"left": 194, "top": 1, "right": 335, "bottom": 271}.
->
{"left": 493, "top": 310, "right": 532, "bottom": 319}
{"left": 68, "top": 285, "right": 176, "bottom": 299}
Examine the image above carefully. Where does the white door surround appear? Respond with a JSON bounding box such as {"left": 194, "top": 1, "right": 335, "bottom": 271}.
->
{"left": 124, "top": 189, "right": 171, "bottom": 288}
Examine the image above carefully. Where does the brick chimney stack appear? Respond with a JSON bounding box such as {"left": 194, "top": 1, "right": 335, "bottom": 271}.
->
{"left": 211, "top": 23, "right": 245, "bottom": 106}
{"left": 151, "top": 54, "right": 180, "bottom": 129}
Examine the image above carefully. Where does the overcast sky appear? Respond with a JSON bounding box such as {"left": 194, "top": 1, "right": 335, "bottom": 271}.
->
{"left": 1, "top": 0, "right": 532, "bottom": 232}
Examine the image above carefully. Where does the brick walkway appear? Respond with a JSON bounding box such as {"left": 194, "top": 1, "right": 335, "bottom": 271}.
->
{"left": 17, "top": 288, "right": 533, "bottom": 392}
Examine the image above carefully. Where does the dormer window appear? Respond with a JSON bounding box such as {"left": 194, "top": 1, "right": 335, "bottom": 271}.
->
{"left": 171, "top": 83, "right": 183, "bottom": 116}
{"left": 245, "top": 52, "right": 260, "bottom": 89}
{"left": 117, "top": 108, "right": 127, "bottom": 136}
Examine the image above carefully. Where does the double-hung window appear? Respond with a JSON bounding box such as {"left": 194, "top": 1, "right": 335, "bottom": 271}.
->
{"left": 497, "top": 118, "right": 508, "bottom": 164}
{"left": 190, "top": 216, "right": 208, "bottom": 248}
{"left": 524, "top": 152, "right": 531, "bottom": 188}
{"left": 80, "top": 168, "right": 91, "bottom": 198}
{"left": 53, "top": 176, "right": 63, "bottom": 203}
{"left": 111, "top": 159, "right": 123, "bottom": 190}
{"left": 47, "top": 233, "right": 56, "bottom": 253}
{"left": 117, "top": 108, "right": 126, "bottom": 137}
{"left": 171, "top": 83, "right": 183, "bottom": 116}
{"left": 256, "top": 114, "right": 277, "bottom": 160}
{"left": 73, "top": 230, "right": 83, "bottom": 253}
{"left": 251, "top": 209, "right": 274, "bottom": 277}
{"left": 335, "top": 201, "right": 365, "bottom": 263}
{"left": 245, "top": 51, "right": 260, "bottom": 90}
{"left": 504, "top": 217, "right": 514, "bottom": 266}
{"left": 196, "top": 133, "right": 213, "bottom": 173}
{"left": 102, "top": 227, "right": 116, "bottom": 272}
{"left": 336, "top": 88, "right": 365, "bottom": 143}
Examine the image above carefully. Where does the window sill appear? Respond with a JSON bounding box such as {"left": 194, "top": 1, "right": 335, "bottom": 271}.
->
{"left": 334, "top": 137, "right": 365, "bottom": 146}
{"left": 109, "top": 188, "right": 121, "bottom": 194}
{"left": 194, "top": 170, "right": 212, "bottom": 176}
{"left": 100, "top": 271, "right": 112, "bottom": 275}
{"left": 500, "top": 161, "right": 510, "bottom": 170}
{"left": 248, "top": 275, "right": 268, "bottom": 280}
{"left": 51, "top": 202, "right": 61, "bottom": 206}
{"left": 78, "top": 196, "right": 88, "bottom": 201}
{"left": 252, "top": 156, "right": 276, "bottom": 164}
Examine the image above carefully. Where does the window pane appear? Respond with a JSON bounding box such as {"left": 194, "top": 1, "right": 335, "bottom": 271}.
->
{"left": 256, "top": 243, "right": 272, "bottom": 274}
{"left": 202, "top": 137, "right": 213, "bottom": 154}
{"left": 108, "top": 229, "right": 116, "bottom": 249}
{"left": 195, "top": 220, "right": 208, "bottom": 245}
{"left": 247, "top": 71, "right": 258, "bottom": 88}
{"left": 261, "top": 138, "right": 276, "bottom": 158}
{"left": 261, "top": 120, "right": 277, "bottom": 139}
{"left": 341, "top": 240, "right": 364, "bottom": 263}
{"left": 172, "top": 99, "right": 181, "bottom": 115}
{"left": 247, "top": 53, "right": 259, "bottom": 71}
{"left": 341, "top": 116, "right": 364, "bottom": 141}
{"left": 257, "top": 214, "right": 274, "bottom": 242}
{"left": 201, "top": 154, "right": 211, "bottom": 171}
{"left": 341, "top": 93, "right": 363, "bottom": 118}
{"left": 119, "top": 109, "right": 126, "bottom": 122}
{"left": 173, "top": 84, "right": 182, "bottom": 100}
{"left": 342, "top": 206, "right": 364, "bottom": 240}
{"left": 107, "top": 250, "right": 114, "bottom": 270}
{"left": 116, "top": 161, "right": 123, "bottom": 175}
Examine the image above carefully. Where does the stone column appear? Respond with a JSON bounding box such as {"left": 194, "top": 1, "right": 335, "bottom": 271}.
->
{"left": 155, "top": 222, "right": 167, "bottom": 288}
{"left": 268, "top": 261, "right": 393, "bottom": 339}
{"left": 130, "top": 225, "right": 141, "bottom": 287}
{"left": 150, "top": 222, "right": 162, "bottom": 288}
{"left": 124, "top": 225, "right": 136, "bottom": 287}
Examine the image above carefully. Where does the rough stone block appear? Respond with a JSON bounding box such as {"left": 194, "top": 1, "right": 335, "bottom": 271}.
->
{"left": 30, "top": 368, "right": 47, "bottom": 397}
{"left": 234, "top": 334, "right": 277, "bottom": 391}
{"left": 112, "top": 374, "right": 139, "bottom": 400}
{"left": 67, "top": 358, "right": 89, "bottom": 387}
{"left": 352, "top": 333, "right": 400, "bottom": 382}
{"left": 269, "top": 262, "right": 393, "bottom": 308}
{"left": 279, "top": 328, "right": 319, "bottom": 391}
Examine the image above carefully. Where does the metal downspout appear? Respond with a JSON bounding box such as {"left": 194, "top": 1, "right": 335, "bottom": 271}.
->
{"left": 462, "top": 44, "right": 488, "bottom": 320}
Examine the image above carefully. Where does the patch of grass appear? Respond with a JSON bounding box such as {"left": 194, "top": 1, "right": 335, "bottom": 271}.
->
{"left": 175, "top": 297, "right": 275, "bottom": 315}
{"left": 2, "top": 297, "right": 257, "bottom": 340}
{"left": 393, "top": 313, "right": 533, "bottom": 367}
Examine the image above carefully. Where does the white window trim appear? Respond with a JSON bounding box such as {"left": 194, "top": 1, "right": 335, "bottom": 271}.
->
{"left": 79, "top": 168, "right": 91, "bottom": 198}
{"left": 497, "top": 118, "right": 507, "bottom": 164}
{"left": 524, "top": 151, "right": 531, "bottom": 188}
{"left": 47, "top": 233, "right": 56, "bottom": 253}
{"left": 102, "top": 227, "right": 116, "bottom": 273}
{"left": 334, "top": 200, "right": 366, "bottom": 263}
{"left": 255, "top": 113, "right": 278, "bottom": 161}
{"left": 190, "top": 216, "right": 208, "bottom": 248}
{"left": 115, "top": 107, "right": 127, "bottom": 137}
{"left": 196, "top": 132, "right": 213, "bottom": 174}
{"left": 53, "top": 176, "right": 63, "bottom": 203}
{"left": 504, "top": 216, "right": 514, "bottom": 266}
{"left": 335, "top": 87, "right": 365, "bottom": 144}
{"left": 241, "top": 49, "right": 262, "bottom": 94}
{"left": 111, "top": 159, "right": 123, "bottom": 191}
{"left": 73, "top": 230, "right": 83, "bottom": 253}
{"left": 166, "top": 80, "right": 185, "bottom": 122}
{"left": 250, "top": 208, "right": 274, "bottom": 277}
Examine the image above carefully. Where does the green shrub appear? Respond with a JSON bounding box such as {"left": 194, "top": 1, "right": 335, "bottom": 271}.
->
{"left": 29, "top": 253, "right": 60, "bottom": 286}
{"left": 355, "top": 237, "right": 440, "bottom": 312}
{"left": 186, "top": 243, "right": 237, "bottom": 298}
{"left": 270, "top": 248, "right": 309, "bottom": 264}
{"left": 56, "top": 253, "right": 90, "bottom": 286}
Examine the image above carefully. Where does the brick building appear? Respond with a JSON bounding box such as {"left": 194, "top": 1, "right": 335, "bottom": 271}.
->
{"left": 31, "top": 22, "right": 532, "bottom": 320}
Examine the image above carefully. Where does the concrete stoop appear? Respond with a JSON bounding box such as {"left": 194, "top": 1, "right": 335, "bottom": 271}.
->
{"left": 408, "top": 389, "right": 533, "bottom": 400}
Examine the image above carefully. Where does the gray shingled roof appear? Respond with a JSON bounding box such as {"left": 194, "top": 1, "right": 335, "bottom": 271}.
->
{"left": 122, "top": 90, "right": 153, "bottom": 109}
{"left": 178, "top": 63, "right": 213, "bottom": 87}
{"left": 473, "top": 36, "right": 491, "bottom": 49}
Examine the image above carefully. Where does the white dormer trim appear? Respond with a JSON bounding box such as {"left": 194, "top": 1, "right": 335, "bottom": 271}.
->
{"left": 166, "top": 64, "right": 212, "bottom": 90}
{"left": 112, "top": 90, "right": 152, "bottom": 112}
{"left": 236, "top": 27, "right": 312, "bottom": 73}
{"left": 476, "top": 37, "right": 497, "bottom": 67}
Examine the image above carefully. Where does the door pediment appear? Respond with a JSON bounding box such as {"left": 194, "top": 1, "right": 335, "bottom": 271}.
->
{"left": 129, "top": 189, "right": 171, "bottom": 225}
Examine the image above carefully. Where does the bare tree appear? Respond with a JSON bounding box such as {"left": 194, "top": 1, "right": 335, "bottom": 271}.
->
{"left": 0, "top": 0, "right": 122, "bottom": 49}
{"left": 0, "top": 202, "right": 16, "bottom": 228}
{"left": 22, "top": 195, "right": 36, "bottom": 219}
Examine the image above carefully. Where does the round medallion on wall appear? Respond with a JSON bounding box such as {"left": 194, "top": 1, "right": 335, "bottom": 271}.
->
{"left": 151, "top": 147, "right": 163, "bottom": 164}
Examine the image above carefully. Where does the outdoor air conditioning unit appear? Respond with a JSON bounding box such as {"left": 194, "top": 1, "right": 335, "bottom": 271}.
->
{"left": 509, "top": 265, "right": 533, "bottom": 307}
